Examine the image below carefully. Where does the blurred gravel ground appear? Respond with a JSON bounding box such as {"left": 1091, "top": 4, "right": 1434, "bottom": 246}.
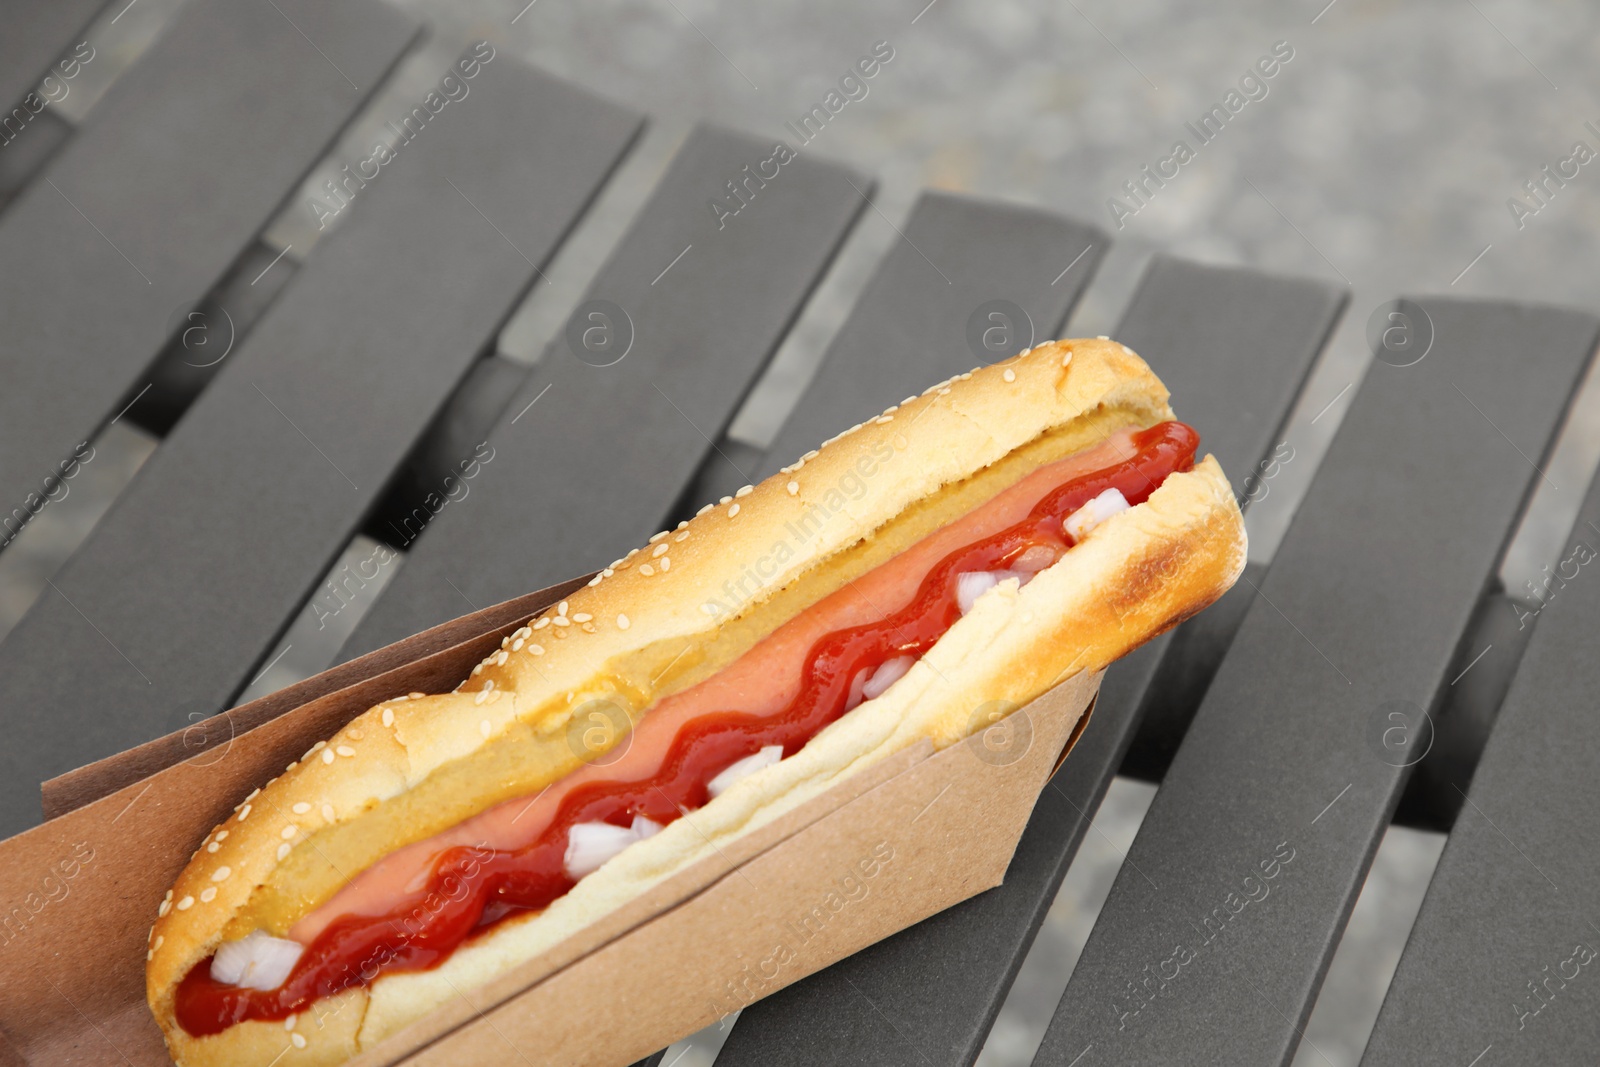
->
{"left": 5, "top": 1, "right": 1600, "bottom": 1063}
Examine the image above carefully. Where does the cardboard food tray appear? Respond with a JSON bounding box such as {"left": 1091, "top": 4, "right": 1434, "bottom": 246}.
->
{"left": 0, "top": 575, "right": 1100, "bottom": 1067}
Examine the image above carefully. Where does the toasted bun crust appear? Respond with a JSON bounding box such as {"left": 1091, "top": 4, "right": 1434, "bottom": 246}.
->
{"left": 147, "top": 339, "right": 1245, "bottom": 1066}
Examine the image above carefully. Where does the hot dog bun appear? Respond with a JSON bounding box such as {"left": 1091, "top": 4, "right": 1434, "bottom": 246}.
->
{"left": 147, "top": 339, "right": 1246, "bottom": 1066}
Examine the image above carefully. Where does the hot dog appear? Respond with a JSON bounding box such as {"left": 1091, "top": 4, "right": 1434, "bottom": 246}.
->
{"left": 145, "top": 339, "right": 1246, "bottom": 1066}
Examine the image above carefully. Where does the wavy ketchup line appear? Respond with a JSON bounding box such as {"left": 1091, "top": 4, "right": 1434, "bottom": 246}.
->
{"left": 175, "top": 421, "right": 1198, "bottom": 1035}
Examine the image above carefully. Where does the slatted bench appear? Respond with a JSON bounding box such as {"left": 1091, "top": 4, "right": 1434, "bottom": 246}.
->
{"left": 0, "top": 50, "right": 640, "bottom": 837}
{"left": 1033, "top": 300, "right": 1598, "bottom": 1066}
{"left": 1362, "top": 456, "right": 1600, "bottom": 1065}
{"left": 2, "top": 7, "right": 1598, "bottom": 1066}
{"left": 0, "top": 0, "right": 107, "bottom": 124}
{"left": 0, "top": 0, "right": 417, "bottom": 594}
{"left": 336, "top": 124, "right": 870, "bottom": 659}
{"left": 0, "top": 0, "right": 109, "bottom": 202}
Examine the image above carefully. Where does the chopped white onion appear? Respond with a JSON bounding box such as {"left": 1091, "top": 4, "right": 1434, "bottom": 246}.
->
{"left": 563, "top": 814, "right": 670, "bottom": 880}
{"left": 210, "top": 930, "right": 304, "bottom": 991}
{"left": 957, "top": 571, "right": 1000, "bottom": 614}
{"left": 707, "top": 744, "right": 784, "bottom": 799}
{"left": 564, "top": 821, "right": 640, "bottom": 879}
{"left": 1012, "top": 545, "right": 1059, "bottom": 573}
{"left": 956, "top": 570, "right": 1032, "bottom": 614}
{"left": 861, "top": 655, "right": 915, "bottom": 699}
{"left": 845, "top": 665, "right": 871, "bottom": 711}
{"left": 1063, "top": 487, "right": 1130, "bottom": 542}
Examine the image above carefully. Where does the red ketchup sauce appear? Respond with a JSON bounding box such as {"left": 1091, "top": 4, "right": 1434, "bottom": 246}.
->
{"left": 175, "top": 420, "right": 1198, "bottom": 1035}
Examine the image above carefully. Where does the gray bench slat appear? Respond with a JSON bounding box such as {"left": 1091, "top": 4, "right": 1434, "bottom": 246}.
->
{"left": 0, "top": 54, "right": 641, "bottom": 838}
{"left": 1361, "top": 475, "right": 1600, "bottom": 1064}
{"left": 1391, "top": 586, "right": 1531, "bottom": 830}
{"left": 0, "top": 0, "right": 106, "bottom": 114}
{"left": 1117, "top": 256, "right": 1344, "bottom": 777}
{"left": 1122, "top": 256, "right": 1343, "bottom": 481}
{"left": 338, "top": 124, "right": 868, "bottom": 659}
{"left": 759, "top": 190, "right": 1103, "bottom": 480}
{"left": 714, "top": 258, "right": 1341, "bottom": 1067}
{"left": 684, "top": 189, "right": 1102, "bottom": 508}
{"left": 1035, "top": 298, "right": 1600, "bottom": 1066}
{"left": 0, "top": 0, "right": 418, "bottom": 546}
